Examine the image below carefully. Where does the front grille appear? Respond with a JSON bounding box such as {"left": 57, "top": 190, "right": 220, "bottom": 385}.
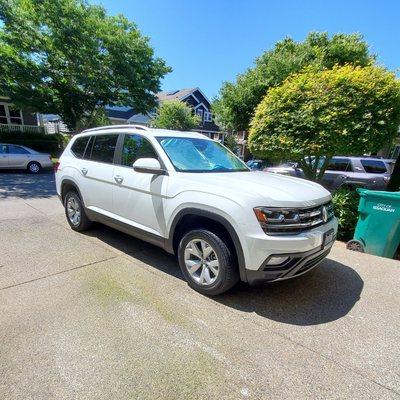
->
{"left": 266, "top": 201, "right": 334, "bottom": 234}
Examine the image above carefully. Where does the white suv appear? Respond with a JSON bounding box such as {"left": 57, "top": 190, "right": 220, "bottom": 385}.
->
{"left": 55, "top": 125, "right": 337, "bottom": 295}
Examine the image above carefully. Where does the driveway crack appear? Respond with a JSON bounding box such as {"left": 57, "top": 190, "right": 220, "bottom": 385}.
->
{"left": 0, "top": 255, "right": 120, "bottom": 291}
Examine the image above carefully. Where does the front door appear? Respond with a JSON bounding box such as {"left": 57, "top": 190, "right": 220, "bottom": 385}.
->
{"left": 0, "top": 144, "right": 8, "bottom": 167}
{"left": 112, "top": 133, "right": 168, "bottom": 237}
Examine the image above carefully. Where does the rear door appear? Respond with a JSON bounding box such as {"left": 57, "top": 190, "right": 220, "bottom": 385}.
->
{"left": 78, "top": 134, "right": 119, "bottom": 214}
{"left": 8, "top": 145, "right": 31, "bottom": 168}
{"left": 0, "top": 144, "right": 9, "bottom": 168}
{"left": 322, "top": 158, "right": 351, "bottom": 190}
{"left": 112, "top": 133, "right": 168, "bottom": 237}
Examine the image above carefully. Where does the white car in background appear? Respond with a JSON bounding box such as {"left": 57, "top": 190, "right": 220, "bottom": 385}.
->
{"left": 0, "top": 143, "right": 53, "bottom": 173}
{"left": 55, "top": 125, "right": 338, "bottom": 295}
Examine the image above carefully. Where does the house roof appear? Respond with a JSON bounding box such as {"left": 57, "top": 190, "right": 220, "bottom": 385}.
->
{"left": 105, "top": 105, "right": 137, "bottom": 120}
{"left": 156, "top": 88, "right": 198, "bottom": 102}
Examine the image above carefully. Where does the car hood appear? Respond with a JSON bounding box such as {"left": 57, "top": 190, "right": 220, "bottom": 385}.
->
{"left": 177, "top": 171, "right": 331, "bottom": 208}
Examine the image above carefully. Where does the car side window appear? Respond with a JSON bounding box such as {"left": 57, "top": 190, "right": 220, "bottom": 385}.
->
{"left": 0, "top": 144, "right": 8, "bottom": 154}
{"left": 326, "top": 158, "right": 350, "bottom": 172}
{"left": 71, "top": 136, "right": 90, "bottom": 159}
{"left": 361, "top": 159, "right": 387, "bottom": 174}
{"left": 9, "top": 145, "right": 30, "bottom": 154}
{"left": 88, "top": 134, "right": 118, "bottom": 164}
{"left": 121, "top": 134, "right": 158, "bottom": 167}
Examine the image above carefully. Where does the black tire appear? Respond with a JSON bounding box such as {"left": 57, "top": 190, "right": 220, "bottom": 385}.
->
{"left": 64, "top": 191, "right": 92, "bottom": 232}
{"left": 178, "top": 229, "right": 239, "bottom": 296}
{"left": 27, "top": 161, "right": 41, "bottom": 174}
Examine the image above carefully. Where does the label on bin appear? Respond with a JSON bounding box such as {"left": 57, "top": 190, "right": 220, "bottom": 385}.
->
{"left": 372, "top": 203, "right": 395, "bottom": 213}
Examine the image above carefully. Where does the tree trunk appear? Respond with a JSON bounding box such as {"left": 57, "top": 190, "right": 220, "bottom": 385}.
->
{"left": 387, "top": 155, "right": 400, "bottom": 191}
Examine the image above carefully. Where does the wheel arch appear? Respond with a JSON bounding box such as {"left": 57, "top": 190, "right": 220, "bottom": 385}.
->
{"left": 60, "top": 179, "right": 84, "bottom": 205}
{"left": 166, "top": 208, "right": 248, "bottom": 282}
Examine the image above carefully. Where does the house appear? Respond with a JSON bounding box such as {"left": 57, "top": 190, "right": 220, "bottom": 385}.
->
{"left": 106, "top": 87, "right": 223, "bottom": 140}
{"left": 0, "top": 97, "right": 44, "bottom": 134}
{"left": 233, "top": 130, "right": 250, "bottom": 160}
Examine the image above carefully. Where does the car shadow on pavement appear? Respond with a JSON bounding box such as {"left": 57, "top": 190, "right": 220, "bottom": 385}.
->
{"left": 0, "top": 170, "right": 56, "bottom": 199}
{"left": 85, "top": 224, "right": 364, "bottom": 326}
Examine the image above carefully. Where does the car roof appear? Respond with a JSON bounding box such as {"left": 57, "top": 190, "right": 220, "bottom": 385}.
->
{"left": 333, "top": 156, "right": 394, "bottom": 162}
{"left": 77, "top": 125, "right": 209, "bottom": 140}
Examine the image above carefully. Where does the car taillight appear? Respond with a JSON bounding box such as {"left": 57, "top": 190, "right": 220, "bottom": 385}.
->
{"left": 54, "top": 161, "right": 60, "bottom": 172}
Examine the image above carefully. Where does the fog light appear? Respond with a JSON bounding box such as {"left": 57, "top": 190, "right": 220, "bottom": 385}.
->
{"left": 266, "top": 256, "right": 289, "bottom": 266}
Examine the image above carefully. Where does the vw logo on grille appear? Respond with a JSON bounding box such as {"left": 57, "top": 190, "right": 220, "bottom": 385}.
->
{"left": 322, "top": 205, "right": 328, "bottom": 223}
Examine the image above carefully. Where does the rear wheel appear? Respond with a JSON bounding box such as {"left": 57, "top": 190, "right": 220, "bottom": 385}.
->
{"left": 64, "top": 191, "right": 92, "bottom": 232}
{"left": 27, "top": 161, "right": 41, "bottom": 174}
{"left": 178, "top": 229, "right": 239, "bottom": 296}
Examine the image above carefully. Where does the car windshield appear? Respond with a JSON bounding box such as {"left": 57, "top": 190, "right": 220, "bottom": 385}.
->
{"left": 156, "top": 136, "right": 249, "bottom": 172}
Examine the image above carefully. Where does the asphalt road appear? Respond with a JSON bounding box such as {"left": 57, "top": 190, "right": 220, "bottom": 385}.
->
{"left": 1, "top": 172, "right": 399, "bottom": 399}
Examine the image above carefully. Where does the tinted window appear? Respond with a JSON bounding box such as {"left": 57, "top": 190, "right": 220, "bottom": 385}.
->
{"left": 326, "top": 158, "right": 351, "bottom": 172}
{"left": 71, "top": 136, "right": 90, "bottom": 158}
{"left": 121, "top": 134, "right": 158, "bottom": 166}
{"left": 0, "top": 144, "right": 8, "bottom": 154}
{"left": 361, "top": 159, "right": 387, "bottom": 174}
{"left": 89, "top": 134, "right": 118, "bottom": 163}
{"left": 9, "top": 145, "right": 29, "bottom": 154}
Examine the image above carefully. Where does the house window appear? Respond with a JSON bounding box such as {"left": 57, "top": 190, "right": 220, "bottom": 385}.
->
{"left": 9, "top": 107, "right": 23, "bottom": 125}
{"left": 204, "top": 111, "right": 212, "bottom": 122}
{"left": 0, "top": 105, "right": 8, "bottom": 124}
{"left": 0, "top": 103, "right": 23, "bottom": 125}
{"left": 196, "top": 109, "right": 203, "bottom": 120}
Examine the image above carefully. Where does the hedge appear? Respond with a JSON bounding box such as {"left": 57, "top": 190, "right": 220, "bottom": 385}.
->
{"left": 332, "top": 187, "right": 360, "bottom": 241}
{"left": 0, "top": 130, "right": 68, "bottom": 156}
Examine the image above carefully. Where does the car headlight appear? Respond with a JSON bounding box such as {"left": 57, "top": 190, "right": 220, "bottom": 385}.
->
{"left": 253, "top": 202, "right": 334, "bottom": 234}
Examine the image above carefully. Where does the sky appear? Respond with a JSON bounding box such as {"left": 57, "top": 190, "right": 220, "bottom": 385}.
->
{"left": 93, "top": 0, "right": 400, "bottom": 101}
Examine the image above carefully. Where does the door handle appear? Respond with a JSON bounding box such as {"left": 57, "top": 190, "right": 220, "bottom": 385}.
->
{"left": 114, "top": 175, "right": 123, "bottom": 184}
{"left": 81, "top": 168, "right": 88, "bottom": 175}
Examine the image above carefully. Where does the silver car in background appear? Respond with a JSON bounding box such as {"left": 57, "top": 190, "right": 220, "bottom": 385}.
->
{"left": 266, "top": 156, "right": 394, "bottom": 191}
{"left": 0, "top": 143, "right": 53, "bottom": 173}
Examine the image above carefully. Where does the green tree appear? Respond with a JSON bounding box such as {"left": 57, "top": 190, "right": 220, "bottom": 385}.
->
{"left": 151, "top": 100, "right": 200, "bottom": 131}
{"left": 223, "top": 134, "right": 238, "bottom": 153}
{"left": 249, "top": 65, "right": 400, "bottom": 181}
{"left": 213, "top": 32, "right": 374, "bottom": 131}
{"left": 0, "top": 0, "right": 171, "bottom": 130}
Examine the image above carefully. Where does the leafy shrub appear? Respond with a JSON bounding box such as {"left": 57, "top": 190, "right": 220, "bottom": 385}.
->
{"left": 0, "top": 130, "right": 65, "bottom": 156}
{"left": 332, "top": 187, "right": 360, "bottom": 241}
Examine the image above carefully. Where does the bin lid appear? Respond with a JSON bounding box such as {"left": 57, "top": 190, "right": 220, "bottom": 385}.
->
{"left": 357, "top": 188, "right": 400, "bottom": 200}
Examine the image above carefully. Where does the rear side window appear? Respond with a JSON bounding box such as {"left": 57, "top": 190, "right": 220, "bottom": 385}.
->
{"left": 326, "top": 158, "right": 351, "bottom": 172}
{"left": 89, "top": 134, "right": 118, "bottom": 164}
{"left": 71, "top": 136, "right": 90, "bottom": 158}
{"left": 9, "top": 145, "right": 30, "bottom": 154}
{"left": 121, "top": 134, "right": 158, "bottom": 167}
{"left": 361, "top": 159, "right": 387, "bottom": 174}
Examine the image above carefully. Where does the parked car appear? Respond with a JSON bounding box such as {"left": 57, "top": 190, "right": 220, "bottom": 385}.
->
{"left": 266, "top": 157, "right": 394, "bottom": 191}
{"left": 246, "top": 159, "right": 271, "bottom": 171}
{"left": 55, "top": 125, "right": 337, "bottom": 295}
{"left": 0, "top": 143, "right": 53, "bottom": 173}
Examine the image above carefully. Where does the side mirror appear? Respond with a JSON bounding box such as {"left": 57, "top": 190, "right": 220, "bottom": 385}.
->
{"left": 133, "top": 158, "right": 167, "bottom": 175}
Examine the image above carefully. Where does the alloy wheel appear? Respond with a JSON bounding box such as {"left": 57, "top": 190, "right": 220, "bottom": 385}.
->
{"left": 184, "top": 239, "right": 219, "bottom": 285}
{"left": 67, "top": 197, "right": 81, "bottom": 226}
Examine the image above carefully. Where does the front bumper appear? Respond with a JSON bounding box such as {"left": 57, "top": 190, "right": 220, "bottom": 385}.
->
{"left": 246, "top": 240, "right": 334, "bottom": 284}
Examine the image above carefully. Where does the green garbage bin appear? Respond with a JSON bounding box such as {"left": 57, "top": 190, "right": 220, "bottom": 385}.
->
{"left": 347, "top": 189, "right": 400, "bottom": 258}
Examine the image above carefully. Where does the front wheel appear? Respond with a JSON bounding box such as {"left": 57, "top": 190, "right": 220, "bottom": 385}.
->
{"left": 178, "top": 229, "right": 239, "bottom": 296}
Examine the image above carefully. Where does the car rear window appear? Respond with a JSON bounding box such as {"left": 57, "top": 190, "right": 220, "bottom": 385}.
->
{"left": 71, "top": 136, "right": 90, "bottom": 158}
{"left": 360, "top": 159, "right": 387, "bottom": 174}
{"left": 88, "top": 134, "right": 118, "bottom": 164}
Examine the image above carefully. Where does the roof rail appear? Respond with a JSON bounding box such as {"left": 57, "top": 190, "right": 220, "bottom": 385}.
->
{"left": 82, "top": 124, "right": 151, "bottom": 133}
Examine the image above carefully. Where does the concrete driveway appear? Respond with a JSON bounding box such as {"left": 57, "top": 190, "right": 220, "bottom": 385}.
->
{"left": 0, "top": 172, "right": 399, "bottom": 399}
